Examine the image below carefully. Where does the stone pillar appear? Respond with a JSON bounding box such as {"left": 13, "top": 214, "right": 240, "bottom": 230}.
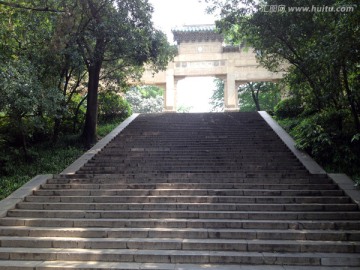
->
{"left": 224, "top": 73, "right": 239, "bottom": 111}
{"left": 164, "top": 69, "right": 176, "bottom": 112}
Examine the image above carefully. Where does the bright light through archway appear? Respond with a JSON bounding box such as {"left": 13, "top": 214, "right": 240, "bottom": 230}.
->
{"left": 177, "top": 77, "right": 216, "bottom": 112}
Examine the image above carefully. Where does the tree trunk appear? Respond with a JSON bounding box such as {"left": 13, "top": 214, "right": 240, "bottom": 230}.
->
{"left": 252, "top": 91, "right": 261, "bottom": 111}
{"left": 248, "top": 83, "right": 261, "bottom": 111}
{"left": 79, "top": 1, "right": 107, "bottom": 147}
{"left": 82, "top": 63, "right": 102, "bottom": 147}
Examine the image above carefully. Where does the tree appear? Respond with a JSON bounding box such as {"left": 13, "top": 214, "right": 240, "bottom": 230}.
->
{"left": 69, "top": 0, "right": 175, "bottom": 146}
{"left": 0, "top": 0, "right": 176, "bottom": 148}
{"left": 210, "top": 78, "right": 280, "bottom": 112}
{"left": 206, "top": 0, "right": 360, "bottom": 132}
{"left": 210, "top": 79, "right": 225, "bottom": 112}
{"left": 98, "top": 91, "right": 132, "bottom": 123}
{"left": 205, "top": 0, "right": 360, "bottom": 177}
{"left": 239, "top": 82, "right": 281, "bottom": 112}
{"left": 0, "top": 59, "right": 62, "bottom": 157}
{"left": 125, "top": 86, "right": 164, "bottom": 113}
{"left": 0, "top": 0, "right": 67, "bottom": 148}
{"left": 0, "top": 0, "right": 65, "bottom": 12}
{"left": 0, "top": 0, "right": 87, "bottom": 143}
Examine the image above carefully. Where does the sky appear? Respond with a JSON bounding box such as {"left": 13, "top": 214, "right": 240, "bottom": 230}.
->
{"left": 148, "top": 0, "right": 217, "bottom": 44}
{"left": 148, "top": 0, "right": 219, "bottom": 112}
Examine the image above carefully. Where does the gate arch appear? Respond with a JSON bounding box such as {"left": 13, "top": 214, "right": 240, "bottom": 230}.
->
{"left": 139, "top": 25, "right": 285, "bottom": 112}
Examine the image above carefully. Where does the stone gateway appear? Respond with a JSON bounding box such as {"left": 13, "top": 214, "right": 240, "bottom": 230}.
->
{"left": 139, "top": 25, "right": 286, "bottom": 111}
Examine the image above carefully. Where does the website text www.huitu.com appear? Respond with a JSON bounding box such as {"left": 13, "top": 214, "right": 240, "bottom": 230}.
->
{"left": 260, "top": 5, "right": 356, "bottom": 13}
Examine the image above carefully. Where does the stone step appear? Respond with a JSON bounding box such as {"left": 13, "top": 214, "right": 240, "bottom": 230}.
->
{"left": 90, "top": 154, "right": 296, "bottom": 158}
{"left": 16, "top": 202, "right": 358, "bottom": 212}
{"left": 0, "top": 247, "right": 359, "bottom": 265}
{"left": 2, "top": 226, "right": 359, "bottom": 241}
{"left": 59, "top": 172, "right": 321, "bottom": 179}
{"left": 82, "top": 164, "right": 306, "bottom": 171}
{"left": 78, "top": 167, "right": 310, "bottom": 174}
{"left": 84, "top": 160, "right": 303, "bottom": 165}
{"left": 106, "top": 143, "right": 287, "bottom": 146}
{"left": 93, "top": 155, "right": 300, "bottom": 162}
{"left": 90, "top": 154, "right": 295, "bottom": 159}
{"left": 100, "top": 142, "right": 289, "bottom": 147}
{"left": 31, "top": 188, "right": 345, "bottom": 197}
{"left": 49, "top": 177, "right": 333, "bottom": 185}
{"left": 1, "top": 218, "right": 359, "bottom": 230}
{"left": 40, "top": 183, "right": 340, "bottom": 190}
{"left": 6, "top": 209, "right": 360, "bottom": 220}
{"left": 95, "top": 149, "right": 296, "bottom": 154}
{"left": 23, "top": 195, "right": 352, "bottom": 204}
{"left": 0, "top": 236, "right": 359, "bottom": 253}
{"left": 1, "top": 260, "right": 357, "bottom": 270}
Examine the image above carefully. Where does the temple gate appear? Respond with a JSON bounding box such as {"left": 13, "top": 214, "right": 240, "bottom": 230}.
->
{"left": 138, "top": 25, "right": 286, "bottom": 112}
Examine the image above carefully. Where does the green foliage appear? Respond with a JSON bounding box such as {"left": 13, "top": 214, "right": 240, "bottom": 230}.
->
{"left": 0, "top": 59, "right": 61, "bottom": 117}
{"left": 98, "top": 92, "right": 132, "bottom": 123}
{"left": 284, "top": 109, "right": 360, "bottom": 177}
{"left": 51, "top": 0, "right": 175, "bottom": 144}
{"left": 207, "top": 0, "right": 360, "bottom": 180}
{"left": 274, "top": 98, "right": 304, "bottom": 119}
{"left": 61, "top": 93, "right": 87, "bottom": 134}
{"left": 0, "top": 136, "right": 85, "bottom": 200}
{"left": 352, "top": 134, "right": 360, "bottom": 143}
{"left": 139, "top": 86, "right": 164, "bottom": 99}
{"left": 210, "top": 79, "right": 281, "bottom": 112}
{"left": 0, "top": 59, "right": 62, "bottom": 151}
{"left": 97, "top": 121, "right": 122, "bottom": 138}
{"left": 210, "top": 79, "right": 225, "bottom": 112}
{"left": 0, "top": 118, "right": 126, "bottom": 200}
{"left": 177, "top": 105, "right": 192, "bottom": 113}
{"left": 125, "top": 86, "right": 164, "bottom": 113}
{"left": 0, "top": 0, "right": 175, "bottom": 147}
{"left": 239, "top": 82, "right": 281, "bottom": 112}
{"left": 0, "top": 0, "right": 175, "bottom": 198}
{"left": 209, "top": 0, "right": 360, "bottom": 130}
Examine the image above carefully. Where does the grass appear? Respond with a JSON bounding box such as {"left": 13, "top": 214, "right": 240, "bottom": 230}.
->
{"left": 0, "top": 119, "right": 124, "bottom": 200}
{"left": 97, "top": 121, "right": 121, "bottom": 138}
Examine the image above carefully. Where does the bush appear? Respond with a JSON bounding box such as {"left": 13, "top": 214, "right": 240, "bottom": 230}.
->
{"left": 125, "top": 87, "right": 164, "bottom": 113}
{"left": 274, "top": 98, "right": 304, "bottom": 119}
{"left": 0, "top": 136, "right": 85, "bottom": 200}
{"left": 291, "top": 109, "right": 360, "bottom": 176}
{"left": 98, "top": 92, "right": 132, "bottom": 123}
{"left": 61, "top": 93, "right": 87, "bottom": 134}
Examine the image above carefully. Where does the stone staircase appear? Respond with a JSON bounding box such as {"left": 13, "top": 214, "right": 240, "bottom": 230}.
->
{"left": 0, "top": 112, "right": 359, "bottom": 269}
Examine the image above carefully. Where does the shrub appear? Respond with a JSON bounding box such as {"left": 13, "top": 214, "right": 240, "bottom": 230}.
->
{"left": 292, "top": 109, "right": 360, "bottom": 175}
{"left": 274, "top": 98, "right": 304, "bottom": 119}
{"left": 125, "top": 87, "right": 164, "bottom": 113}
{"left": 98, "top": 92, "right": 132, "bottom": 123}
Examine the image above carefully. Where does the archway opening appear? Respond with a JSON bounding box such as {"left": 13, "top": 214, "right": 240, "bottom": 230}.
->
{"left": 176, "top": 77, "right": 216, "bottom": 113}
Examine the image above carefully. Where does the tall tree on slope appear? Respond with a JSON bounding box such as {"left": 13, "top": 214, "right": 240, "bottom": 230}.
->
{"left": 75, "top": 0, "right": 175, "bottom": 146}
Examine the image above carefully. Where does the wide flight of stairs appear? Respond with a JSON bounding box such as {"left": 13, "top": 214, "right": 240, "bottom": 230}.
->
{"left": 0, "top": 112, "right": 359, "bottom": 269}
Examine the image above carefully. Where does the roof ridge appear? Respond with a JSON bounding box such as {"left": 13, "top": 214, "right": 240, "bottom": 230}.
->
{"left": 172, "top": 24, "right": 216, "bottom": 33}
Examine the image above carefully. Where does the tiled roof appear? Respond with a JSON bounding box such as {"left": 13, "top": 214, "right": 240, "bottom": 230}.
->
{"left": 172, "top": 24, "right": 223, "bottom": 43}
{"left": 172, "top": 24, "right": 216, "bottom": 32}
